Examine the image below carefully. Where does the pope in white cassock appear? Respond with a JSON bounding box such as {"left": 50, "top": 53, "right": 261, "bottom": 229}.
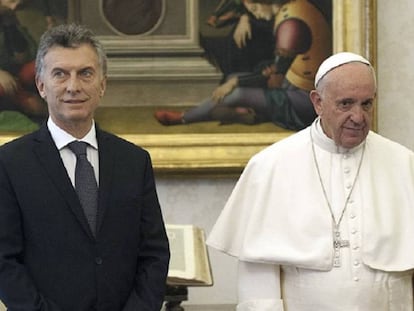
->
{"left": 206, "top": 52, "right": 414, "bottom": 310}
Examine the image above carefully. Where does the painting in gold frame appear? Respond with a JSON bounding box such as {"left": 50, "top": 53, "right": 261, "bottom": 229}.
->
{"left": 0, "top": 0, "right": 376, "bottom": 177}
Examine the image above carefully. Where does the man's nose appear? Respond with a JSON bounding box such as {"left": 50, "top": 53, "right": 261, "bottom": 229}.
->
{"left": 66, "top": 75, "right": 80, "bottom": 93}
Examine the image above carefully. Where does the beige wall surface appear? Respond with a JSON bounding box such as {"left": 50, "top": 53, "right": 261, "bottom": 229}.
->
{"left": 158, "top": 0, "right": 414, "bottom": 306}
{"left": 377, "top": 0, "right": 414, "bottom": 150}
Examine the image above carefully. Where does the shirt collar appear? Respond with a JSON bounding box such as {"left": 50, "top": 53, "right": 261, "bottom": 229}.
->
{"left": 47, "top": 117, "right": 98, "bottom": 150}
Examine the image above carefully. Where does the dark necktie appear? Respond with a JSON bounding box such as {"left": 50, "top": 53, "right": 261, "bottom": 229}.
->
{"left": 68, "top": 141, "right": 98, "bottom": 236}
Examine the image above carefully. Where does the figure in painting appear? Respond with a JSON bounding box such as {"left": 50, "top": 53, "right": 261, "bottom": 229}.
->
{"left": 203, "top": 0, "right": 278, "bottom": 80}
{"left": 0, "top": 0, "right": 47, "bottom": 121}
{"left": 155, "top": 0, "right": 332, "bottom": 131}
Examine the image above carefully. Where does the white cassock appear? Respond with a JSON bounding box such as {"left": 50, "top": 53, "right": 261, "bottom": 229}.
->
{"left": 207, "top": 118, "right": 414, "bottom": 310}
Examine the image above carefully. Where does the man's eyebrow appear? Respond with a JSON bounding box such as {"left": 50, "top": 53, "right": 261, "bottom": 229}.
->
{"left": 50, "top": 66, "right": 95, "bottom": 72}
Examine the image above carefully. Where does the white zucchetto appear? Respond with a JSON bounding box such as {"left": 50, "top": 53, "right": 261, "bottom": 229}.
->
{"left": 314, "top": 52, "right": 371, "bottom": 87}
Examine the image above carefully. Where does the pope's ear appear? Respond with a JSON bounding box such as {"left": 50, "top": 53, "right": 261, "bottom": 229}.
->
{"left": 310, "top": 90, "right": 323, "bottom": 116}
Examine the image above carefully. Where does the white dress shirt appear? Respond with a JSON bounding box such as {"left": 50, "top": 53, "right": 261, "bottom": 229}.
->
{"left": 47, "top": 118, "right": 99, "bottom": 186}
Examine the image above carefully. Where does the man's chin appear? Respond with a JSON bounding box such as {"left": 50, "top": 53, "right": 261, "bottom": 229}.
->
{"left": 63, "top": 111, "right": 91, "bottom": 122}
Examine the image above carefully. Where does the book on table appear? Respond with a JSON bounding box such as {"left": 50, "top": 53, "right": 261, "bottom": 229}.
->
{"left": 166, "top": 224, "right": 213, "bottom": 286}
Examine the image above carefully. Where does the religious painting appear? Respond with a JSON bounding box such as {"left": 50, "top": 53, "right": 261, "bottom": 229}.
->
{"left": 0, "top": 0, "right": 376, "bottom": 176}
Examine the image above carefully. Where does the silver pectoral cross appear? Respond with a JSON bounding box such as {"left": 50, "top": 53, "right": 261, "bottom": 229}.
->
{"left": 333, "top": 229, "right": 350, "bottom": 267}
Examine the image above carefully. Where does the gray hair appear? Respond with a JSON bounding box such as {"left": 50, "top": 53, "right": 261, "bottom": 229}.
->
{"left": 35, "top": 23, "right": 107, "bottom": 78}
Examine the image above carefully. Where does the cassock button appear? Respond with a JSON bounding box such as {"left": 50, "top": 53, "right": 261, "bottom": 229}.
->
{"left": 95, "top": 257, "right": 103, "bottom": 265}
{"left": 353, "top": 276, "right": 360, "bottom": 282}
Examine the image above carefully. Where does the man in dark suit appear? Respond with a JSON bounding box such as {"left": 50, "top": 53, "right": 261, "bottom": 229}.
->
{"left": 0, "top": 23, "right": 170, "bottom": 311}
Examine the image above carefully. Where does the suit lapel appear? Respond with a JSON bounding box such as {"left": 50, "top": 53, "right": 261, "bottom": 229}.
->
{"left": 32, "top": 125, "right": 95, "bottom": 239}
{"left": 95, "top": 129, "right": 116, "bottom": 235}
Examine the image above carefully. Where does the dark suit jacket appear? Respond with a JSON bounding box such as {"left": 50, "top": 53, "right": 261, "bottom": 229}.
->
{"left": 0, "top": 124, "right": 170, "bottom": 311}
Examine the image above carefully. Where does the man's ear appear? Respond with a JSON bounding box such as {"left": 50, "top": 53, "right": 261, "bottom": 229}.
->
{"left": 35, "top": 77, "right": 46, "bottom": 99}
{"left": 99, "top": 75, "right": 107, "bottom": 97}
{"left": 309, "top": 90, "right": 322, "bottom": 116}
